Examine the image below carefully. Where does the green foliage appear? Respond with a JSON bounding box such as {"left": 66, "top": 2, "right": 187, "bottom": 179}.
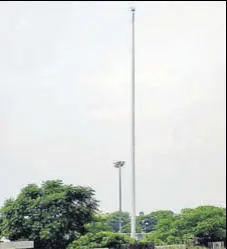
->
{"left": 136, "top": 210, "right": 175, "bottom": 234}
{"left": 106, "top": 212, "right": 131, "bottom": 233}
{"left": 67, "top": 231, "right": 135, "bottom": 249}
{"left": 0, "top": 179, "right": 226, "bottom": 249}
{"left": 0, "top": 215, "right": 2, "bottom": 238}
{"left": 143, "top": 232, "right": 167, "bottom": 246}
{"left": 173, "top": 206, "right": 226, "bottom": 244}
{"left": 91, "top": 206, "right": 226, "bottom": 247}
{"left": 84, "top": 214, "right": 112, "bottom": 233}
{"left": 142, "top": 206, "right": 226, "bottom": 246}
{"left": 0, "top": 180, "right": 98, "bottom": 249}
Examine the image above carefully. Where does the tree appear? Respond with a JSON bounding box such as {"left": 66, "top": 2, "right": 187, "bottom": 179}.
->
{"left": 173, "top": 206, "right": 226, "bottom": 245}
{"left": 0, "top": 215, "right": 2, "bottom": 239}
{"left": 194, "top": 216, "right": 226, "bottom": 244}
{"left": 106, "top": 212, "right": 131, "bottom": 233}
{"left": 143, "top": 232, "right": 167, "bottom": 246}
{"left": 141, "top": 207, "right": 226, "bottom": 246}
{"left": 0, "top": 180, "right": 98, "bottom": 249}
{"left": 84, "top": 214, "right": 112, "bottom": 233}
{"left": 67, "top": 231, "right": 135, "bottom": 249}
{"left": 139, "top": 210, "right": 176, "bottom": 235}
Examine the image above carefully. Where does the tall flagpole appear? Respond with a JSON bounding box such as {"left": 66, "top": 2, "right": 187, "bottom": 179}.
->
{"left": 130, "top": 6, "right": 136, "bottom": 239}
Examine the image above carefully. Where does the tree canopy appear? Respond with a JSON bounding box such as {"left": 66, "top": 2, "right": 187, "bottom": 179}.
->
{"left": 0, "top": 180, "right": 226, "bottom": 249}
{"left": 67, "top": 231, "right": 135, "bottom": 249}
{"left": 0, "top": 180, "right": 98, "bottom": 249}
{"left": 142, "top": 206, "right": 226, "bottom": 246}
{"left": 106, "top": 211, "right": 131, "bottom": 233}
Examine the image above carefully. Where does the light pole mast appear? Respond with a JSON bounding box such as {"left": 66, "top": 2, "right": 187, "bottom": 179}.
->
{"left": 114, "top": 161, "right": 125, "bottom": 233}
{"left": 130, "top": 6, "right": 136, "bottom": 239}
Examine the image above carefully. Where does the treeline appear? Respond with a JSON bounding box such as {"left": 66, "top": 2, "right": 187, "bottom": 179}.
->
{"left": 0, "top": 180, "right": 226, "bottom": 249}
{"left": 101, "top": 207, "right": 226, "bottom": 246}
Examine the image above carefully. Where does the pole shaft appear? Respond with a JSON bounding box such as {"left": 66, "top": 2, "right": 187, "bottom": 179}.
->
{"left": 131, "top": 8, "right": 136, "bottom": 239}
{"left": 119, "top": 167, "right": 122, "bottom": 233}
{"left": 119, "top": 167, "right": 122, "bottom": 212}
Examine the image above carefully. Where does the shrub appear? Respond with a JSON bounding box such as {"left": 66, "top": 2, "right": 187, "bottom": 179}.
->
{"left": 67, "top": 231, "right": 135, "bottom": 249}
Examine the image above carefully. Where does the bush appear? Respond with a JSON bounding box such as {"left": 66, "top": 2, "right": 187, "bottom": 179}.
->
{"left": 67, "top": 231, "right": 135, "bottom": 249}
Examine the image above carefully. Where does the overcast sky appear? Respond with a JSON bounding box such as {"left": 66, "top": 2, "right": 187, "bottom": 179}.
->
{"left": 0, "top": 1, "right": 226, "bottom": 214}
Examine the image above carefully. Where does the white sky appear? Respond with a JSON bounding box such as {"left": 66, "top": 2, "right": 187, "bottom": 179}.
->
{"left": 0, "top": 1, "right": 226, "bottom": 214}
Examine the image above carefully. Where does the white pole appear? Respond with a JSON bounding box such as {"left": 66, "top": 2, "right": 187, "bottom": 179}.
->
{"left": 114, "top": 161, "right": 125, "bottom": 233}
{"left": 130, "top": 6, "right": 136, "bottom": 239}
{"left": 119, "top": 165, "right": 122, "bottom": 233}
